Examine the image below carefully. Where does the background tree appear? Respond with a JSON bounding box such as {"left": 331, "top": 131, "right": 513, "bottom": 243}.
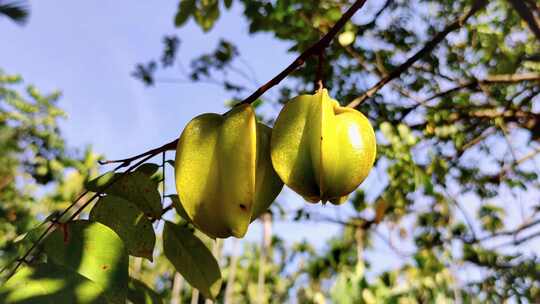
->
{"left": 0, "top": 70, "right": 100, "bottom": 272}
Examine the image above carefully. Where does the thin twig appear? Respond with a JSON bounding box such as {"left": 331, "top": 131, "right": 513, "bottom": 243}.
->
{"left": 491, "top": 145, "right": 540, "bottom": 182}
{"left": 309, "top": 211, "right": 376, "bottom": 230}
{"left": 445, "top": 189, "right": 479, "bottom": 241}
{"left": 315, "top": 50, "right": 325, "bottom": 91}
{"left": 99, "top": 138, "right": 178, "bottom": 169}
{"left": 460, "top": 127, "right": 496, "bottom": 151}
{"left": 422, "top": 73, "right": 540, "bottom": 102}
{"left": 477, "top": 218, "right": 540, "bottom": 243}
{"left": 495, "top": 230, "right": 540, "bottom": 248}
{"left": 372, "top": 229, "right": 413, "bottom": 258}
{"left": 155, "top": 203, "right": 174, "bottom": 222}
{"left": 162, "top": 151, "right": 166, "bottom": 204}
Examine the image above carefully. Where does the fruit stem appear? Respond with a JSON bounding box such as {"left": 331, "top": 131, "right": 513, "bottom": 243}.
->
{"left": 315, "top": 50, "right": 325, "bottom": 92}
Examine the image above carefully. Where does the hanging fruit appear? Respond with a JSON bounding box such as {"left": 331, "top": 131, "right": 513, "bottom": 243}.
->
{"left": 174, "top": 104, "right": 283, "bottom": 238}
{"left": 271, "top": 88, "right": 376, "bottom": 204}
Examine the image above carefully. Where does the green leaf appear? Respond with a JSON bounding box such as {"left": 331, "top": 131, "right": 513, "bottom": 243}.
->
{"left": 135, "top": 163, "right": 160, "bottom": 177}
{"left": 330, "top": 259, "right": 366, "bottom": 303}
{"left": 0, "top": 2, "right": 30, "bottom": 25}
{"left": 127, "top": 278, "right": 163, "bottom": 304}
{"left": 193, "top": 1, "right": 220, "bottom": 32}
{"left": 0, "top": 263, "right": 108, "bottom": 304}
{"left": 85, "top": 171, "right": 162, "bottom": 218}
{"left": 167, "top": 194, "right": 191, "bottom": 222}
{"left": 478, "top": 204, "right": 504, "bottom": 232}
{"left": 85, "top": 171, "right": 116, "bottom": 192}
{"left": 90, "top": 196, "right": 156, "bottom": 261}
{"left": 136, "top": 163, "right": 163, "bottom": 184}
{"left": 175, "top": 0, "right": 196, "bottom": 27}
{"left": 12, "top": 223, "right": 48, "bottom": 253}
{"left": 331, "top": 271, "right": 361, "bottom": 304}
{"left": 109, "top": 171, "right": 162, "bottom": 219}
{"left": 163, "top": 221, "right": 222, "bottom": 300}
{"left": 43, "top": 220, "right": 128, "bottom": 304}
{"left": 223, "top": 0, "right": 233, "bottom": 9}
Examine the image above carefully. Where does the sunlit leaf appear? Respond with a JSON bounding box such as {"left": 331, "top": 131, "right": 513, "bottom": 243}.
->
{"left": 86, "top": 171, "right": 162, "bottom": 218}
{"left": 0, "top": 263, "right": 108, "bottom": 304}
{"left": 108, "top": 171, "right": 162, "bottom": 218}
{"left": 43, "top": 220, "right": 128, "bottom": 304}
{"left": 12, "top": 223, "right": 48, "bottom": 253}
{"left": 193, "top": 0, "right": 220, "bottom": 32}
{"left": 85, "top": 171, "right": 116, "bottom": 192}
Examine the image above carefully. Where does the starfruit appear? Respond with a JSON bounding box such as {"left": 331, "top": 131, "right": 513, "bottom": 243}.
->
{"left": 174, "top": 104, "right": 283, "bottom": 238}
{"left": 270, "top": 89, "right": 376, "bottom": 204}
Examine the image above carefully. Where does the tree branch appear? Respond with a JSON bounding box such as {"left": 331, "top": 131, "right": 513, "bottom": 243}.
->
{"left": 495, "top": 229, "right": 540, "bottom": 248}
{"left": 238, "top": 0, "right": 368, "bottom": 105}
{"left": 510, "top": 230, "right": 540, "bottom": 246}
{"left": 373, "top": 229, "right": 413, "bottom": 258}
{"left": 307, "top": 211, "right": 376, "bottom": 229}
{"left": 347, "top": 0, "right": 488, "bottom": 108}
{"left": 423, "top": 73, "right": 540, "bottom": 102}
{"left": 99, "top": 138, "right": 178, "bottom": 170}
{"left": 508, "top": 0, "right": 540, "bottom": 42}
{"left": 356, "top": 0, "right": 394, "bottom": 36}
{"left": 496, "top": 145, "right": 540, "bottom": 180}
{"left": 477, "top": 217, "right": 540, "bottom": 243}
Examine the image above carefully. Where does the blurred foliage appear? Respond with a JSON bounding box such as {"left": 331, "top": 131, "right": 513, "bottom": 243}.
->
{"left": 0, "top": 70, "right": 101, "bottom": 275}
{"left": 0, "top": 0, "right": 29, "bottom": 25}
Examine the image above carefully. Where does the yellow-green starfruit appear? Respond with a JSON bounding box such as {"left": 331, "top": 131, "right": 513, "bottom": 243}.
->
{"left": 174, "top": 104, "right": 283, "bottom": 238}
{"left": 270, "top": 89, "right": 376, "bottom": 204}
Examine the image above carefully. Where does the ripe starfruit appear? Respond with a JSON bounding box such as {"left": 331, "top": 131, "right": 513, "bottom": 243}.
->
{"left": 175, "top": 104, "right": 283, "bottom": 238}
{"left": 271, "top": 89, "right": 376, "bottom": 204}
